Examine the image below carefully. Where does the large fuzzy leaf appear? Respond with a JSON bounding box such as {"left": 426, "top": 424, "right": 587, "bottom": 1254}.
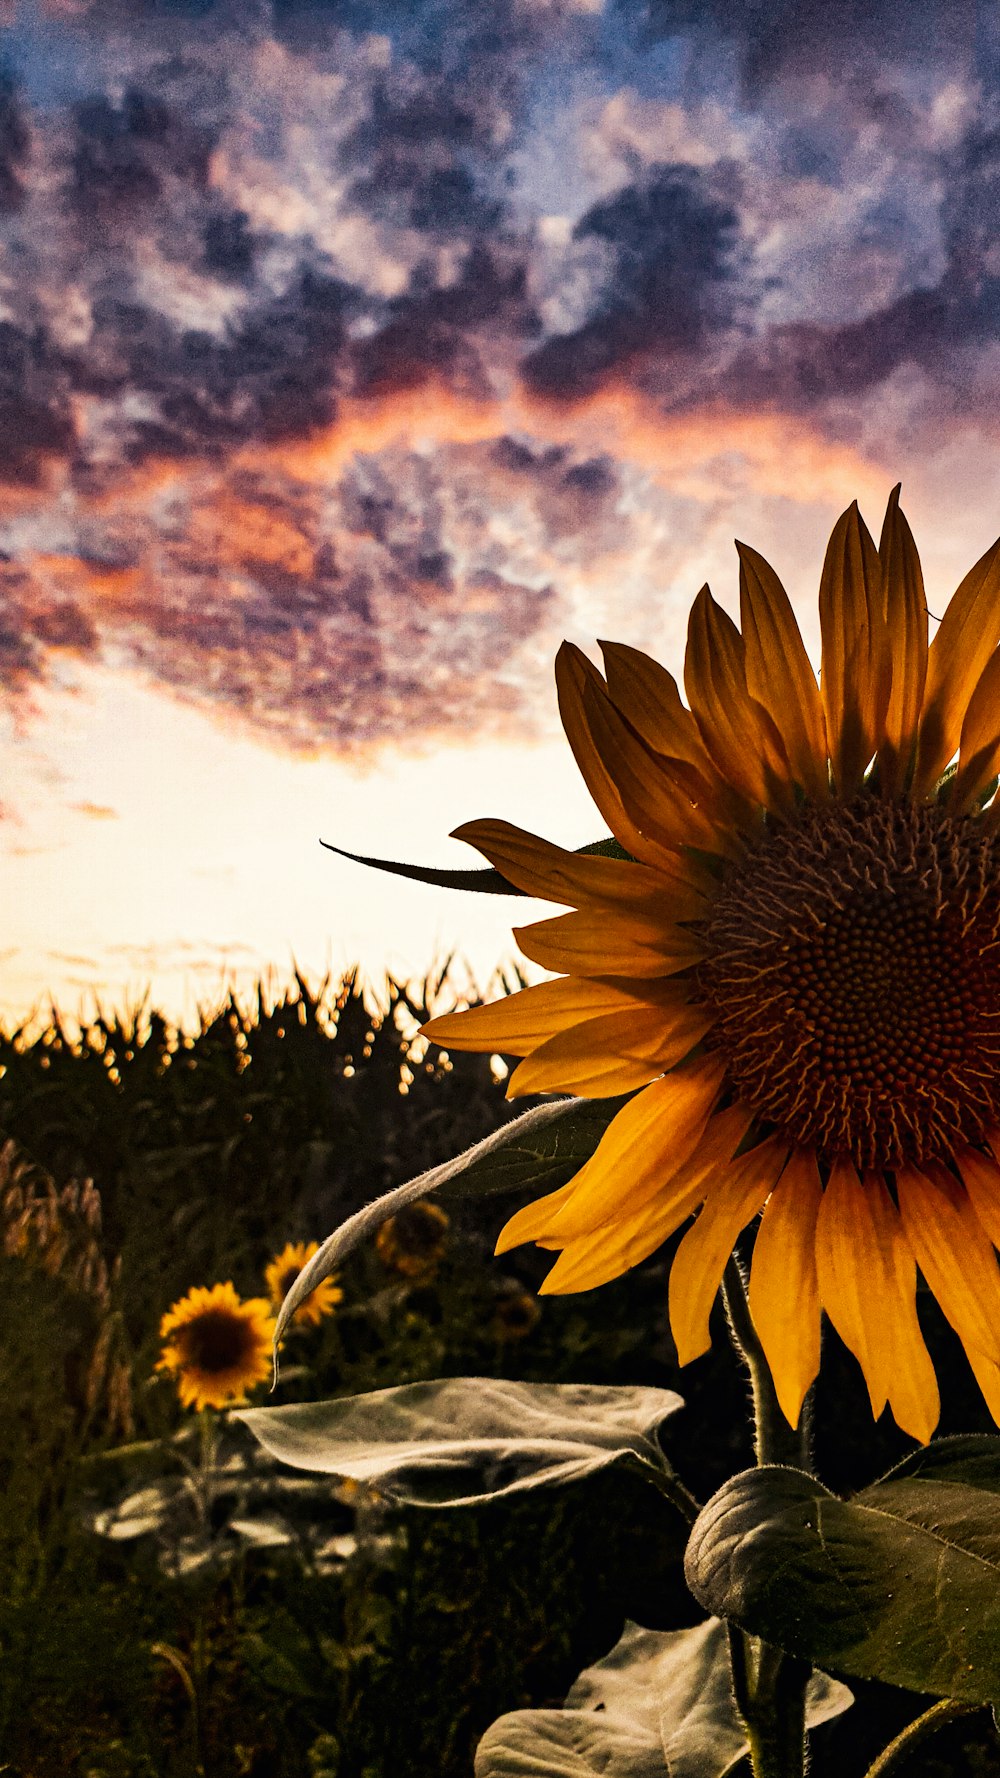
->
{"left": 239, "top": 1377, "right": 683, "bottom": 1507}
{"left": 475, "top": 1617, "right": 851, "bottom": 1777}
{"left": 685, "top": 1438, "right": 1000, "bottom": 1704}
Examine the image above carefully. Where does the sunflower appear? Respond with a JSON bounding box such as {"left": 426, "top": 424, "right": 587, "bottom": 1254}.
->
{"left": 375, "top": 1200, "right": 450, "bottom": 1277}
{"left": 265, "top": 1241, "right": 344, "bottom": 1327}
{"left": 422, "top": 490, "right": 1000, "bottom": 1445}
{"left": 156, "top": 1282, "right": 276, "bottom": 1412}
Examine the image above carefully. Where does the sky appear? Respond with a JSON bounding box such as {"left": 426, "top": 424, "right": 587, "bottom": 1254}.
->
{"left": 3, "top": 0, "right": 1000, "bottom": 1031}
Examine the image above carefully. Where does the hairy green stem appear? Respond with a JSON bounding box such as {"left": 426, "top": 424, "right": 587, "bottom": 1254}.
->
{"left": 721, "top": 1256, "right": 809, "bottom": 1470}
{"left": 721, "top": 1256, "right": 812, "bottom": 1778}
{"left": 862, "top": 1699, "right": 980, "bottom": 1778}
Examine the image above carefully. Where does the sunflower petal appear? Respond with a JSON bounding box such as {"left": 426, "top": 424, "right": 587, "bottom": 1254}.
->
{"left": 914, "top": 531, "right": 1000, "bottom": 792}
{"left": 948, "top": 647, "right": 1000, "bottom": 814}
{"left": 536, "top": 1104, "right": 753, "bottom": 1292}
{"left": 747, "top": 1147, "right": 823, "bottom": 1428}
{"left": 542, "top": 1055, "right": 728, "bottom": 1242}
{"left": 737, "top": 542, "right": 828, "bottom": 800}
{"left": 896, "top": 1162, "right": 1000, "bottom": 1364}
{"left": 451, "top": 817, "right": 710, "bottom": 916}
{"left": 669, "top": 1135, "right": 787, "bottom": 1365}
{"left": 866, "top": 1175, "right": 940, "bottom": 1444}
{"left": 877, "top": 485, "right": 928, "bottom": 792}
{"left": 684, "top": 585, "right": 791, "bottom": 811}
{"left": 494, "top": 1182, "right": 578, "bottom": 1254}
{"left": 556, "top": 643, "right": 686, "bottom": 867}
{"left": 579, "top": 668, "right": 729, "bottom": 854}
{"left": 818, "top": 502, "right": 890, "bottom": 795}
{"left": 963, "top": 1347, "right": 1000, "bottom": 1428}
{"left": 598, "top": 641, "right": 717, "bottom": 775}
{"left": 421, "top": 977, "right": 638, "bottom": 1055}
{"left": 514, "top": 907, "right": 703, "bottom": 977}
{"left": 507, "top": 997, "right": 714, "bottom": 1099}
{"left": 957, "top": 1146, "right": 1000, "bottom": 1248}
{"left": 814, "top": 1158, "right": 889, "bottom": 1417}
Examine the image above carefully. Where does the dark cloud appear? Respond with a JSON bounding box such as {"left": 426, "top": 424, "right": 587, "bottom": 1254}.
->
{"left": 78, "top": 268, "right": 352, "bottom": 464}
{"left": 201, "top": 208, "right": 262, "bottom": 283}
{"left": 353, "top": 243, "right": 535, "bottom": 396}
{"left": 726, "top": 121, "right": 1000, "bottom": 409}
{"left": 0, "top": 69, "right": 30, "bottom": 214}
{"left": 522, "top": 165, "right": 741, "bottom": 398}
{"left": 643, "top": 0, "right": 981, "bottom": 97}
{"left": 0, "top": 323, "right": 76, "bottom": 487}
{"left": 69, "top": 85, "right": 214, "bottom": 225}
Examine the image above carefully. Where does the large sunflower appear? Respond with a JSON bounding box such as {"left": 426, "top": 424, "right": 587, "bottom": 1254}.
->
{"left": 157, "top": 1281, "right": 276, "bottom": 1412}
{"left": 422, "top": 490, "right": 1000, "bottom": 1445}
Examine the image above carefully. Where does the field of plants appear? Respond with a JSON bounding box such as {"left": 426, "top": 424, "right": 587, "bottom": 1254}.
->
{"left": 1, "top": 967, "right": 998, "bottom": 1777}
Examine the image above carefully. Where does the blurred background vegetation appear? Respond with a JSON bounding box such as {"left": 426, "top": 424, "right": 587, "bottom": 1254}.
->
{"left": 1, "top": 967, "right": 997, "bottom": 1777}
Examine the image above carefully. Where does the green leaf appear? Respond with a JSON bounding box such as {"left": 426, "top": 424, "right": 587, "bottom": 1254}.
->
{"left": 685, "top": 1438, "right": 1000, "bottom": 1704}
{"left": 475, "top": 1618, "right": 851, "bottom": 1777}
{"left": 271, "top": 1094, "right": 626, "bottom": 1346}
{"left": 238, "top": 1377, "right": 683, "bottom": 1507}
{"left": 319, "top": 835, "right": 633, "bottom": 894}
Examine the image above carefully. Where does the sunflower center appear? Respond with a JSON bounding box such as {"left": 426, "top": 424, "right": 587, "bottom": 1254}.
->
{"left": 700, "top": 799, "right": 1000, "bottom": 1170}
{"left": 177, "top": 1308, "right": 254, "bottom": 1375}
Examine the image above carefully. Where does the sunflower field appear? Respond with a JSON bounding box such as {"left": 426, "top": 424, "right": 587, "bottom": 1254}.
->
{"left": 0, "top": 960, "right": 998, "bottom": 1778}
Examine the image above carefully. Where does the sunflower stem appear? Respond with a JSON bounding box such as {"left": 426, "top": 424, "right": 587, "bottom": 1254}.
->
{"left": 722, "top": 1255, "right": 810, "bottom": 1467}
{"left": 721, "top": 1255, "right": 812, "bottom": 1777}
{"left": 862, "top": 1699, "right": 980, "bottom": 1778}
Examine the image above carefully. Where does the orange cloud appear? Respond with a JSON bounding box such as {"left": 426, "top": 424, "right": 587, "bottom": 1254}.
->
{"left": 263, "top": 380, "right": 885, "bottom": 509}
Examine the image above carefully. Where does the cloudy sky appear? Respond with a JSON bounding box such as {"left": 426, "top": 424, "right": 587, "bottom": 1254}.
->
{"left": 3, "top": 0, "right": 1000, "bottom": 1029}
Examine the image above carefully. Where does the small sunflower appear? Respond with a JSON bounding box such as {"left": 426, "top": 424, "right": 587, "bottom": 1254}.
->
{"left": 375, "top": 1200, "right": 450, "bottom": 1277}
{"left": 491, "top": 1287, "right": 542, "bottom": 1343}
{"left": 265, "top": 1241, "right": 344, "bottom": 1327}
{"left": 156, "top": 1282, "right": 276, "bottom": 1412}
{"left": 423, "top": 490, "right": 1000, "bottom": 1445}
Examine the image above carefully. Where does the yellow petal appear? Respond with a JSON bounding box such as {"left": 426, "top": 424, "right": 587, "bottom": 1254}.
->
{"left": 814, "top": 1157, "right": 889, "bottom": 1417}
{"left": 494, "top": 1181, "right": 578, "bottom": 1254}
{"left": 896, "top": 1162, "right": 1000, "bottom": 1365}
{"left": 738, "top": 542, "right": 828, "bottom": 800}
{"left": 598, "top": 640, "right": 719, "bottom": 775}
{"left": 957, "top": 1146, "right": 1000, "bottom": 1248}
{"left": 963, "top": 1346, "right": 1000, "bottom": 1429}
{"left": 747, "top": 1147, "right": 823, "bottom": 1428}
{"left": 914, "top": 531, "right": 1000, "bottom": 792}
{"left": 669, "top": 1135, "right": 787, "bottom": 1365}
{"left": 421, "top": 976, "right": 637, "bottom": 1055}
{"left": 818, "top": 502, "right": 890, "bottom": 795}
{"left": 877, "top": 485, "right": 928, "bottom": 793}
{"left": 948, "top": 647, "right": 1000, "bottom": 814}
{"left": 451, "top": 816, "right": 711, "bottom": 916}
{"left": 514, "top": 907, "right": 704, "bottom": 978}
{"left": 866, "top": 1175, "right": 940, "bottom": 1445}
{"left": 684, "top": 585, "right": 791, "bottom": 811}
{"left": 579, "top": 665, "right": 728, "bottom": 855}
{"left": 556, "top": 643, "right": 686, "bottom": 868}
{"left": 540, "top": 1102, "right": 754, "bottom": 1293}
{"left": 506, "top": 997, "right": 715, "bottom": 1098}
{"left": 543, "top": 1054, "right": 728, "bottom": 1242}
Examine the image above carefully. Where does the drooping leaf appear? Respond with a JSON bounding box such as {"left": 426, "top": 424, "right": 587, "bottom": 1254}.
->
{"left": 319, "top": 835, "right": 633, "bottom": 895}
{"left": 475, "top": 1617, "right": 852, "bottom": 1777}
{"left": 685, "top": 1438, "right": 1000, "bottom": 1704}
{"left": 272, "top": 1095, "right": 627, "bottom": 1346}
{"left": 238, "top": 1377, "right": 683, "bottom": 1507}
